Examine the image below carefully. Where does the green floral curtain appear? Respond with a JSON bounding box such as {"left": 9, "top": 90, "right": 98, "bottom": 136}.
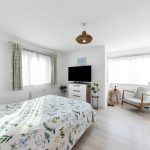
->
{"left": 51, "top": 55, "right": 57, "bottom": 85}
{"left": 11, "top": 43, "right": 22, "bottom": 90}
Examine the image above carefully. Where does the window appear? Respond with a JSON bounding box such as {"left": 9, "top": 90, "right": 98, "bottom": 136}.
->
{"left": 108, "top": 55, "right": 150, "bottom": 85}
{"left": 22, "top": 50, "right": 52, "bottom": 86}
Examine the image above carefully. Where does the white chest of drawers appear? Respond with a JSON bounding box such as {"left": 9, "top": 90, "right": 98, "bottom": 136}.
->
{"left": 68, "top": 83, "right": 91, "bottom": 103}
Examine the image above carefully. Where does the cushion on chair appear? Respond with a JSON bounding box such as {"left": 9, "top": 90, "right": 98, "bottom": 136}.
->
{"left": 133, "top": 87, "right": 150, "bottom": 101}
{"left": 124, "top": 98, "right": 150, "bottom": 106}
{"left": 124, "top": 98, "right": 141, "bottom": 106}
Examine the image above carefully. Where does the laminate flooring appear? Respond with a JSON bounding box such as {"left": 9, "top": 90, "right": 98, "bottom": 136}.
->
{"left": 73, "top": 104, "right": 150, "bottom": 150}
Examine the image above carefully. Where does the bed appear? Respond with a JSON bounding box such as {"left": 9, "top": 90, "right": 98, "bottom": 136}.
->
{"left": 0, "top": 95, "right": 96, "bottom": 150}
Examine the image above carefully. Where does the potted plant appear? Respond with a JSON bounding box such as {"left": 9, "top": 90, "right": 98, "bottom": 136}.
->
{"left": 91, "top": 83, "right": 100, "bottom": 97}
{"left": 60, "top": 85, "right": 67, "bottom": 97}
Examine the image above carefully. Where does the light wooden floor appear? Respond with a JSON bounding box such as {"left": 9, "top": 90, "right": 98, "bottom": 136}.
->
{"left": 73, "top": 104, "right": 150, "bottom": 150}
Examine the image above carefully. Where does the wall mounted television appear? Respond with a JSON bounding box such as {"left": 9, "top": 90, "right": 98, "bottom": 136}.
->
{"left": 68, "top": 66, "right": 91, "bottom": 82}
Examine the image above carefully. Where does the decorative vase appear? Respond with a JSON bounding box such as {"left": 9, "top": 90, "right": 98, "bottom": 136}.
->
{"left": 61, "top": 92, "right": 66, "bottom": 97}
{"left": 92, "top": 92, "right": 99, "bottom": 97}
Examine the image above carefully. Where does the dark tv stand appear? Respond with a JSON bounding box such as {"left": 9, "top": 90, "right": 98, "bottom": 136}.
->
{"left": 73, "top": 81, "right": 91, "bottom": 84}
{"left": 74, "top": 81, "right": 84, "bottom": 84}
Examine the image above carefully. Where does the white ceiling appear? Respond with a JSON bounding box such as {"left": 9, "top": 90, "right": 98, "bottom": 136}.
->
{"left": 0, "top": 0, "right": 150, "bottom": 52}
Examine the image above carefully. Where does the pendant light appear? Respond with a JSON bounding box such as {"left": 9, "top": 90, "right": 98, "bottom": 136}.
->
{"left": 76, "top": 23, "right": 93, "bottom": 44}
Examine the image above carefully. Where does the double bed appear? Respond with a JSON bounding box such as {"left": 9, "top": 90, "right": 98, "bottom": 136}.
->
{"left": 0, "top": 95, "right": 95, "bottom": 150}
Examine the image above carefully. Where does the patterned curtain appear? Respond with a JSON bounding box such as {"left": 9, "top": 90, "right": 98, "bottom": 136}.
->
{"left": 11, "top": 43, "right": 23, "bottom": 90}
{"left": 51, "top": 55, "right": 57, "bottom": 85}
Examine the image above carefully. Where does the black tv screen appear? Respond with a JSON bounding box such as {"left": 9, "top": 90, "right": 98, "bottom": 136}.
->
{"left": 68, "top": 66, "right": 91, "bottom": 82}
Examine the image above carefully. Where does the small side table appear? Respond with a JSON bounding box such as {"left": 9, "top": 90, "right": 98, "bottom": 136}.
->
{"left": 91, "top": 95, "right": 99, "bottom": 110}
{"left": 108, "top": 90, "right": 120, "bottom": 106}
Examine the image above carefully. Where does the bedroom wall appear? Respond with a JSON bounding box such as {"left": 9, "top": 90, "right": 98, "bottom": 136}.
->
{"left": 0, "top": 32, "right": 63, "bottom": 104}
{"left": 107, "top": 47, "right": 150, "bottom": 58}
{"left": 61, "top": 46, "right": 108, "bottom": 108}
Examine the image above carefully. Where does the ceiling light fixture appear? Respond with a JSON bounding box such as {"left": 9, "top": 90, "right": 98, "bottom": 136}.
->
{"left": 76, "top": 23, "right": 93, "bottom": 44}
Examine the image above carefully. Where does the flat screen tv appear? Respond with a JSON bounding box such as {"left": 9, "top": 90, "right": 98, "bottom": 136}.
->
{"left": 68, "top": 66, "right": 91, "bottom": 82}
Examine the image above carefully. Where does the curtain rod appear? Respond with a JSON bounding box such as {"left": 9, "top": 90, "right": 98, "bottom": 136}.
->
{"left": 22, "top": 48, "right": 57, "bottom": 56}
{"left": 108, "top": 52, "right": 150, "bottom": 59}
{"left": 8, "top": 41, "right": 57, "bottom": 56}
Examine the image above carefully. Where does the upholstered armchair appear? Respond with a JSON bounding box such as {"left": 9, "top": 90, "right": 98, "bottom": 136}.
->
{"left": 122, "top": 87, "right": 150, "bottom": 112}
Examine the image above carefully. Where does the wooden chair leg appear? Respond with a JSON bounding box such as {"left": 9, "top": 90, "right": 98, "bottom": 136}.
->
{"left": 140, "top": 95, "right": 144, "bottom": 112}
{"left": 121, "top": 90, "right": 124, "bottom": 108}
{"left": 116, "top": 94, "right": 119, "bottom": 105}
{"left": 122, "top": 101, "right": 124, "bottom": 108}
{"left": 139, "top": 105, "right": 143, "bottom": 112}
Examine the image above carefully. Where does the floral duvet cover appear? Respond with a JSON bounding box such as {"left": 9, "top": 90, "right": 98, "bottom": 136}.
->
{"left": 0, "top": 95, "right": 95, "bottom": 150}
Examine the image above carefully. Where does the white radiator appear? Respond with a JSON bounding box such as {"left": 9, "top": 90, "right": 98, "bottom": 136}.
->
{"left": 29, "top": 88, "right": 49, "bottom": 99}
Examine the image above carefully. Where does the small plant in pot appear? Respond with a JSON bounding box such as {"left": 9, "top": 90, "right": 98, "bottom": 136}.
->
{"left": 91, "top": 83, "right": 100, "bottom": 97}
{"left": 60, "top": 85, "right": 67, "bottom": 97}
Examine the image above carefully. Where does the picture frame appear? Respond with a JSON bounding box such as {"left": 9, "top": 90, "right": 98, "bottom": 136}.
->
{"left": 77, "top": 57, "right": 86, "bottom": 66}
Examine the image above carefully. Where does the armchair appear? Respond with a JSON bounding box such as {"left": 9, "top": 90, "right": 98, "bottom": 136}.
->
{"left": 122, "top": 87, "right": 150, "bottom": 112}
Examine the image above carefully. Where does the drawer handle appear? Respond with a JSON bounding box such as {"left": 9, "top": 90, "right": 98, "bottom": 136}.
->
{"left": 73, "top": 90, "right": 80, "bottom": 92}
{"left": 73, "top": 95, "right": 80, "bottom": 97}
{"left": 73, "top": 85, "right": 80, "bottom": 87}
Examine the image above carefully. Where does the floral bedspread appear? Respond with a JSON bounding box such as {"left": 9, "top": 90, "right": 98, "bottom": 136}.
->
{"left": 0, "top": 95, "right": 95, "bottom": 150}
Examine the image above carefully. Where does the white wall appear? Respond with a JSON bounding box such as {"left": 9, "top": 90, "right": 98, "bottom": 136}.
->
{"left": 108, "top": 47, "right": 150, "bottom": 58}
{"left": 0, "top": 32, "right": 108, "bottom": 108}
{"left": 61, "top": 46, "right": 108, "bottom": 108}
{"left": 0, "top": 32, "right": 63, "bottom": 104}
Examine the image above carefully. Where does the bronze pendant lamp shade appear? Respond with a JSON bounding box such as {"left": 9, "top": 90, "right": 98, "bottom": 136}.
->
{"left": 76, "top": 23, "right": 93, "bottom": 44}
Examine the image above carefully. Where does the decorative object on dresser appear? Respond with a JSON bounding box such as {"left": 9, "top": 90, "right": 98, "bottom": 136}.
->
{"left": 60, "top": 85, "right": 67, "bottom": 97}
{"left": 68, "top": 83, "right": 91, "bottom": 103}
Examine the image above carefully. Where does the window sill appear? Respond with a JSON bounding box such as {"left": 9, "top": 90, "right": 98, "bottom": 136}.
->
{"left": 109, "top": 83, "right": 149, "bottom": 86}
{"left": 23, "top": 83, "right": 52, "bottom": 88}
